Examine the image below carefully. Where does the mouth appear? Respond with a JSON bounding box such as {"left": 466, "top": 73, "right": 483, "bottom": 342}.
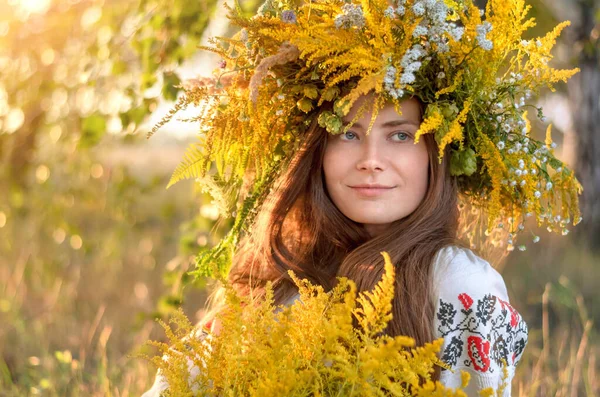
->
{"left": 348, "top": 185, "right": 396, "bottom": 197}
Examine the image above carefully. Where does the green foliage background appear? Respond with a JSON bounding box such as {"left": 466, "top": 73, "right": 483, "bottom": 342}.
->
{"left": 0, "top": 0, "right": 598, "bottom": 396}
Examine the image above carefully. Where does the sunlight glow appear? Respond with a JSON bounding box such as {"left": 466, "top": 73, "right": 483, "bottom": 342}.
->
{"left": 16, "top": 0, "right": 51, "bottom": 14}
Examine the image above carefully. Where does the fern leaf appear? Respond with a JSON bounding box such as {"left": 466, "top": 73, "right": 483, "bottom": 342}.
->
{"left": 167, "top": 143, "right": 209, "bottom": 188}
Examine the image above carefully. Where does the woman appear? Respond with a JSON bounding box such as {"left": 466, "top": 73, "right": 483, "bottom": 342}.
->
{"left": 144, "top": 0, "right": 580, "bottom": 394}
{"left": 145, "top": 93, "right": 528, "bottom": 396}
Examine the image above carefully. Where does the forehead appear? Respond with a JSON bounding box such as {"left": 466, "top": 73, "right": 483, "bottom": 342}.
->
{"left": 342, "top": 95, "right": 422, "bottom": 124}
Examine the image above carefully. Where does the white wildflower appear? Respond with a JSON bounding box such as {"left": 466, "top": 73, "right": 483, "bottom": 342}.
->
{"left": 413, "top": 25, "right": 428, "bottom": 37}
{"left": 334, "top": 4, "right": 366, "bottom": 29}
{"left": 476, "top": 21, "right": 493, "bottom": 51}
{"left": 404, "top": 61, "right": 422, "bottom": 73}
{"left": 400, "top": 72, "right": 416, "bottom": 84}
{"left": 412, "top": 1, "right": 425, "bottom": 16}
{"left": 497, "top": 141, "right": 505, "bottom": 150}
{"left": 240, "top": 28, "right": 248, "bottom": 42}
{"left": 384, "top": 66, "right": 397, "bottom": 84}
{"left": 436, "top": 42, "right": 449, "bottom": 53}
{"left": 450, "top": 27, "right": 465, "bottom": 41}
{"left": 384, "top": 6, "right": 395, "bottom": 18}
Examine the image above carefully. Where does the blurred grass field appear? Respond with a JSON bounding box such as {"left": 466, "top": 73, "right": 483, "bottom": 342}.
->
{"left": 0, "top": 136, "right": 598, "bottom": 396}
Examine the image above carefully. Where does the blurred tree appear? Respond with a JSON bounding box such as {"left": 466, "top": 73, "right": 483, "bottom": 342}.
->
{"left": 533, "top": 0, "right": 600, "bottom": 250}
{"left": 0, "top": 0, "right": 221, "bottom": 185}
{"left": 565, "top": 1, "right": 600, "bottom": 251}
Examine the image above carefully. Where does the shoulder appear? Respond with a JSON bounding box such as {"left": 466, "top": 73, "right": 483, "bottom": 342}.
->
{"left": 431, "top": 245, "right": 528, "bottom": 395}
{"left": 432, "top": 245, "right": 508, "bottom": 300}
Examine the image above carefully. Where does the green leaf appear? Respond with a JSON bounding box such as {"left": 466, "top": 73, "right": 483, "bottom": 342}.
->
{"left": 303, "top": 84, "right": 319, "bottom": 99}
{"left": 162, "top": 71, "right": 181, "bottom": 101}
{"left": 450, "top": 148, "right": 477, "bottom": 176}
{"left": 297, "top": 97, "right": 314, "bottom": 113}
{"left": 321, "top": 86, "right": 340, "bottom": 102}
{"left": 79, "top": 114, "right": 106, "bottom": 148}
{"left": 318, "top": 111, "right": 343, "bottom": 134}
{"left": 333, "top": 98, "right": 350, "bottom": 116}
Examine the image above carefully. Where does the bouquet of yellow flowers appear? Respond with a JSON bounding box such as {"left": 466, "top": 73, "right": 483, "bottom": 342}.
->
{"left": 146, "top": 252, "right": 508, "bottom": 396}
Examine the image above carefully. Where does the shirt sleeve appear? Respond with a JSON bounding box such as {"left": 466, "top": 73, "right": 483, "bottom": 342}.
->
{"left": 432, "top": 246, "right": 528, "bottom": 396}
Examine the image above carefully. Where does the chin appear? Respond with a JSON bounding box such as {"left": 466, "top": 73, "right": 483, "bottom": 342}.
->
{"left": 347, "top": 213, "right": 402, "bottom": 225}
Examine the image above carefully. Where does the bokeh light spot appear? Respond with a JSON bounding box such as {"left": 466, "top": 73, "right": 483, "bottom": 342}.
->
{"left": 5, "top": 108, "right": 24, "bottom": 133}
{"left": 40, "top": 48, "right": 55, "bottom": 66}
{"left": 134, "top": 282, "right": 149, "bottom": 301}
{"left": 35, "top": 164, "right": 50, "bottom": 183}
{"left": 53, "top": 228, "right": 66, "bottom": 244}
{"left": 81, "top": 7, "right": 102, "bottom": 30}
{"left": 49, "top": 125, "right": 62, "bottom": 143}
{"left": 70, "top": 235, "right": 83, "bottom": 250}
{"left": 90, "top": 163, "right": 104, "bottom": 179}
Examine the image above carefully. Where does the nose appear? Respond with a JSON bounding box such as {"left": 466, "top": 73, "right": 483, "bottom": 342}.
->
{"left": 355, "top": 141, "right": 385, "bottom": 172}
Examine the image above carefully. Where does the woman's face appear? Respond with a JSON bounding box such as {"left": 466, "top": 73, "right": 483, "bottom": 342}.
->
{"left": 323, "top": 95, "right": 429, "bottom": 238}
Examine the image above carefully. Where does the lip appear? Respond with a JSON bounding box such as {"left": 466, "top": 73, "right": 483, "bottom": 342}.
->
{"left": 348, "top": 184, "right": 396, "bottom": 198}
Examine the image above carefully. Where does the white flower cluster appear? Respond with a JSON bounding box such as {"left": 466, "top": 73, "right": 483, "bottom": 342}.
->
{"left": 476, "top": 21, "right": 493, "bottom": 51}
{"left": 383, "top": 66, "right": 405, "bottom": 99}
{"left": 334, "top": 4, "right": 365, "bottom": 29}
{"left": 409, "top": 0, "right": 467, "bottom": 53}
{"left": 399, "top": 44, "right": 425, "bottom": 85}
{"left": 495, "top": 110, "right": 559, "bottom": 210}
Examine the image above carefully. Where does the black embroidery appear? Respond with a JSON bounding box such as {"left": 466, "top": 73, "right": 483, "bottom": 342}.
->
{"left": 441, "top": 336, "right": 463, "bottom": 367}
{"left": 476, "top": 294, "right": 496, "bottom": 326}
{"left": 436, "top": 293, "right": 528, "bottom": 374}
{"left": 437, "top": 300, "right": 457, "bottom": 327}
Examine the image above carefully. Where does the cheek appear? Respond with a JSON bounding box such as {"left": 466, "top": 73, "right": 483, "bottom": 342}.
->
{"left": 415, "top": 147, "right": 430, "bottom": 194}
{"left": 322, "top": 143, "right": 343, "bottom": 185}
{"left": 399, "top": 144, "right": 430, "bottom": 195}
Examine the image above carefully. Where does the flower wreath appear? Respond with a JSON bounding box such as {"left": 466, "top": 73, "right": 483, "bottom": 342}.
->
{"left": 152, "top": 0, "right": 582, "bottom": 277}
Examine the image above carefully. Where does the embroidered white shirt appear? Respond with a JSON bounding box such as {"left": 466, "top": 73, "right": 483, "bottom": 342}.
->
{"left": 143, "top": 245, "right": 528, "bottom": 396}
{"left": 432, "top": 245, "right": 528, "bottom": 396}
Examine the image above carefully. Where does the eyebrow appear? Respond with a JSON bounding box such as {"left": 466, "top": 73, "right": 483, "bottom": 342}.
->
{"left": 341, "top": 119, "right": 419, "bottom": 129}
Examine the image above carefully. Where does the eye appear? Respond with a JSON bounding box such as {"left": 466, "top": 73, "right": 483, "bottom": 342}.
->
{"left": 392, "top": 132, "right": 410, "bottom": 141}
{"left": 340, "top": 131, "right": 358, "bottom": 140}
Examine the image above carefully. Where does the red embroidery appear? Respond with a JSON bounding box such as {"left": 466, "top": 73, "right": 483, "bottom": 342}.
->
{"left": 498, "top": 298, "right": 519, "bottom": 328}
{"left": 458, "top": 293, "right": 474, "bottom": 310}
{"left": 203, "top": 318, "right": 214, "bottom": 331}
{"left": 468, "top": 336, "right": 491, "bottom": 372}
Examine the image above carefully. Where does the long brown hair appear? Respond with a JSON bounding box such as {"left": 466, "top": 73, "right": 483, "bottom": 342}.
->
{"left": 204, "top": 100, "right": 460, "bottom": 377}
